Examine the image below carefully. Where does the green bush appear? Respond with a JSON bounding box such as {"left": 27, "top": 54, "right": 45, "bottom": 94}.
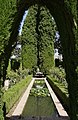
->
{"left": 0, "top": 90, "right": 4, "bottom": 120}
{"left": 7, "top": 70, "right": 20, "bottom": 87}
{"left": 47, "top": 76, "right": 69, "bottom": 115}
{"left": 49, "top": 67, "right": 67, "bottom": 87}
{"left": 3, "top": 75, "right": 32, "bottom": 113}
{"left": 20, "top": 69, "right": 30, "bottom": 79}
{"left": 6, "top": 69, "right": 29, "bottom": 87}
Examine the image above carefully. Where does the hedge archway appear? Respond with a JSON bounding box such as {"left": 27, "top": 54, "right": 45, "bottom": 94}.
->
{"left": 0, "top": 0, "right": 77, "bottom": 120}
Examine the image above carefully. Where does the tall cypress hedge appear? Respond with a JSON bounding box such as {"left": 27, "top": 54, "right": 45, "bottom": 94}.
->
{"left": 0, "top": 0, "right": 16, "bottom": 56}
{"left": 0, "top": 0, "right": 16, "bottom": 119}
{"left": 21, "top": 5, "right": 55, "bottom": 74}
{"left": 38, "top": 6, "right": 55, "bottom": 73}
{"left": 21, "top": 5, "right": 38, "bottom": 71}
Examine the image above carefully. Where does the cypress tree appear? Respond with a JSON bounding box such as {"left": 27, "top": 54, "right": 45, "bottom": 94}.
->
{"left": 0, "top": 0, "right": 16, "bottom": 55}
{"left": 0, "top": 1, "right": 16, "bottom": 119}
{"left": 37, "top": 6, "right": 56, "bottom": 74}
{"left": 21, "top": 5, "right": 56, "bottom": 74}
{"left": 21, "top": 5, "right": 38, "bottom": 71}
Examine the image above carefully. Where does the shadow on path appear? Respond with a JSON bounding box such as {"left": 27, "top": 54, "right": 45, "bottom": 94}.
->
{"left": 6, "top": 115, "right": 69, "bottom": 120}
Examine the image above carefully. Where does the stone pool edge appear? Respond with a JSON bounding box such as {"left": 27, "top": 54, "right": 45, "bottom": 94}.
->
{"left": 11, "top": 77, "right": 69, "bottom": 119}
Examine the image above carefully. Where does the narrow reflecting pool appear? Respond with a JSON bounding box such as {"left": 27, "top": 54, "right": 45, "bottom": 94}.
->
{"left": 22, "top": 79, "right": 57, "bottom": 117}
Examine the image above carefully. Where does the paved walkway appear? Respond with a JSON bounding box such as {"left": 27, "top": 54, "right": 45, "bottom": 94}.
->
{"left": 6, "top": 77, "right": 70, "bottom": 120}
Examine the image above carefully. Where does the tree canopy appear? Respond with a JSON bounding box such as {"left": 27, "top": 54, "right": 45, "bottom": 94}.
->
{"left": 21, "top": 5, "right": 56, "bottom": 74}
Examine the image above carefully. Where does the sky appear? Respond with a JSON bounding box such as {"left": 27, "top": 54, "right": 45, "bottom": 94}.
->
{"left": 19, "top": 11, "right": 28, "bottom": 35}
{"left": 55, "top": 31, "right": 60, "bottom": 41}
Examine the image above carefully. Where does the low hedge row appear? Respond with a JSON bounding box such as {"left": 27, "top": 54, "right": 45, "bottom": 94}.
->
{"left": 47, "top": 76, "right": 70, "bottom": 115}
{"left": 3, "top": 75, "right": 32, "bottom": 113}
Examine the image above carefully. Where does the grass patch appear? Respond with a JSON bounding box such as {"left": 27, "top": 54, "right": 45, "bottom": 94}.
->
{"left": 3, "top": 75, "right": 32, "bottom": 113}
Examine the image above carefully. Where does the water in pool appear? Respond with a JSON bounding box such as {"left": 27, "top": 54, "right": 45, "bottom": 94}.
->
{"left": 22, "top": 79, "right": 56, "bottom": 117}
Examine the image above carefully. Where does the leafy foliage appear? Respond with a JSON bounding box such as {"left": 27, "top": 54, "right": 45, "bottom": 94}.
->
{"left": 7, "top": 70, "right": 20, "bottom": 87}
{"left": 0, "top": 0, "right": 16, "bottom": 55}
{"left": 49, "top": 67, "right": 67, "bottom": 87}
{"left": 0, "top": 1, "right": 17, "bottom": 118}
{"left": 37, "top": 6, "right": 55, "bottom": 73}
{"left": 6, "top": 67, "right": 29, "bottom": 87}
{"left": 3, "top": 75, "right": 32, "bottom": 113}
{"left": 21, "top": 5, "right": 56, "bottom": 74}
{"left": 47, "top": 76, "right": 69, "bottom": 114}
{"left": 47, "top": 75, "right": 68, "bottom": 96}
{"left": 64, "top": 0, "right": 77, "bottom": 21}
{"left": 21, "top": 5, "right": 38, "bottom": 71}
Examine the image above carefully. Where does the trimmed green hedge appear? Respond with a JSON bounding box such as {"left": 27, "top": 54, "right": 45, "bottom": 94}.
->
{"left": 47, "top": 76, "right": 70, "bottom": 115}
{"left": 3, "top": 75, "right": 32, "bottom": 113}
